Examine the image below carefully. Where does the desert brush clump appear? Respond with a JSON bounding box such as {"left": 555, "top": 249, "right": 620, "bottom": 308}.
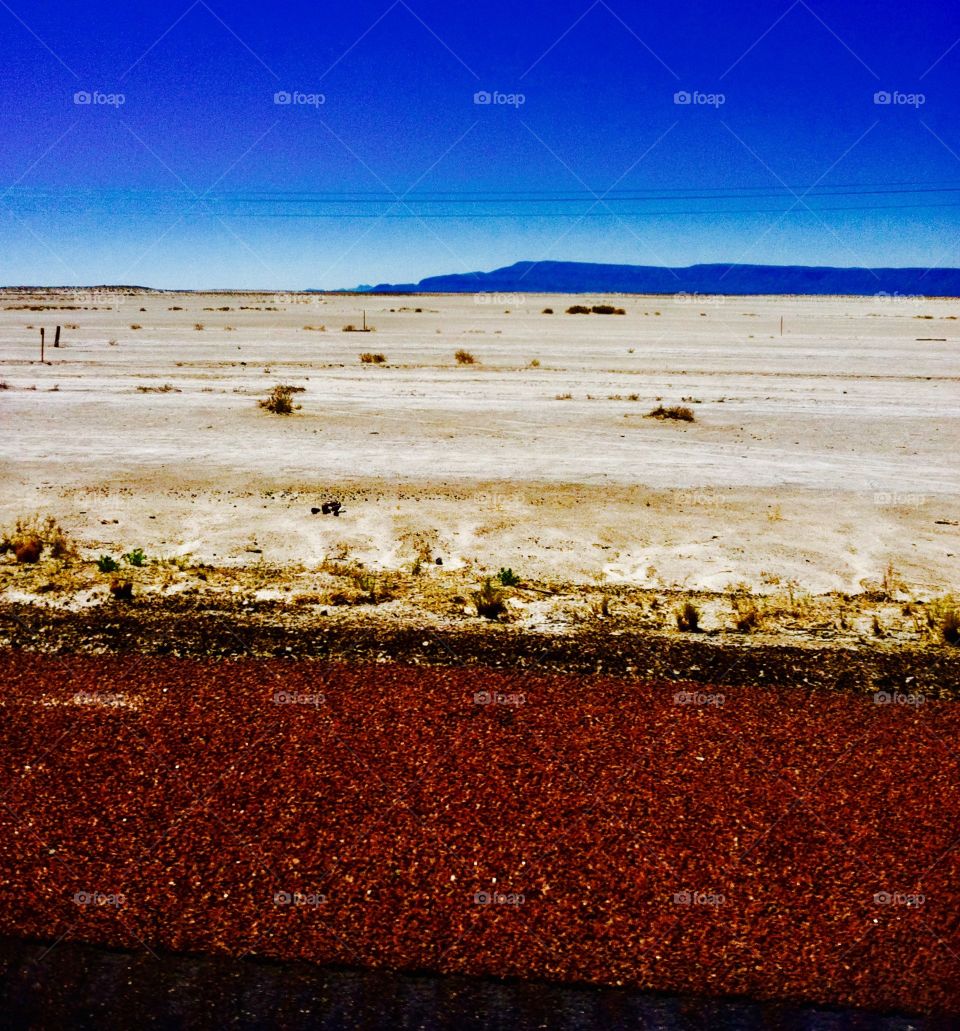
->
{"left": 0, "top": 515, "right": 78, "bottom": 564}
{"left": 259, "top": 384, "right": 304, "bottom": 414}
{"left": 646, "top": 405, "right": 695, "bottom": 422}
{"left": 319, "top": 557, "right": 396, "bottom": 605}
{"left": 474, "top": 577, "right": 508, "bottom": 619}
{"left": 881, "top": 561, "right": 905, "bottom": 598}
{"left": 497, "top": 567, "right": 521, "bottom": 586}
{"left": 455, "top": 349, "right": 477, "bottom": 365}
{"left": 96, "top": 555, "right": 120, "bottom": 573}
{"left": 927, "top": 596, "right": 959, "bottom": 645}
{"left": 359, "top": 352, "right": 386, "bottom": 364}
{"left": 123, "top": 548, "right": 148, "bottom": 567}
{"left": 676, "top": 601, "right": 700, "bottom": 632}
{"left": 564, "top": 304, "right": 625, "bottom": 315}
{"left": 733, "top": 598, "right": 762, "bottom": 632}
{"left": 941, "top": 608, "right": 960, "bottom": 646}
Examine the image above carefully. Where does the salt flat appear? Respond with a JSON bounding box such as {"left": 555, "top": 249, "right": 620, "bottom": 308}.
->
{"left": 1, "top": 290, "right": 958, "bottom": 595}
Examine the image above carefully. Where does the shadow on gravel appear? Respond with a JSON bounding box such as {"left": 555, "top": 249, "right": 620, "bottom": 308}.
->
{"left": 0, "top": 938, "right": 940, "bottom": 1031}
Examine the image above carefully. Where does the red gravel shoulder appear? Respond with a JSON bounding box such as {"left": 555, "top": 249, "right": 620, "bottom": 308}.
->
{"left": 1, "top": 652, "right": 958, "bottom": 1016}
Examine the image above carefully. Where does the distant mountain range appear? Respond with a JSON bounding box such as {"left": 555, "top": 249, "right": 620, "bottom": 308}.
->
{"left": 357, "top": 261, "right": 960, "bottom": 297}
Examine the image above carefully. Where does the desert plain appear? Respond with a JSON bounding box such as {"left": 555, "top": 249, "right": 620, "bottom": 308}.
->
{"left": 1, "top": 288, "right": 958, "bottom": 643}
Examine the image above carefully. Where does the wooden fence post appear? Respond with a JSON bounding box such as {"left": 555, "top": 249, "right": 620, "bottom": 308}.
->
{"left": 40, "top": 327, "right": 45, "bottom": 363}
{"left": 54, "top": 325, "right": 61, "bottom": 348}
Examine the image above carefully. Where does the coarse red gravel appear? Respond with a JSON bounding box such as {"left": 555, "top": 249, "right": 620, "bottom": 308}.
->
{"left": 0, "top": 652, "right": 958, "bottom": 1016}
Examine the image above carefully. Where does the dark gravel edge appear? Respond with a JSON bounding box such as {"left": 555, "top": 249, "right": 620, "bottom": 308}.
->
{"left": 2, "top": 599, "right": 958, "bottom": 700}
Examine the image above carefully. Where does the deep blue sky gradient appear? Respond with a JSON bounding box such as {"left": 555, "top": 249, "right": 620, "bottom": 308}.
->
{"left": 1, "top": 0, "right": 958, "bottom": 287}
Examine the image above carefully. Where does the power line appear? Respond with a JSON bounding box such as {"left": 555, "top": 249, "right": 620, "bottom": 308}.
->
{"left": 9, "top": 181, "right": 960, "bottom": 203}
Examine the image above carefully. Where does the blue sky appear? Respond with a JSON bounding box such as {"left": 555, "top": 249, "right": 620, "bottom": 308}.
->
{"left": 1, "top": 0, "right": 958, "bottom": 288}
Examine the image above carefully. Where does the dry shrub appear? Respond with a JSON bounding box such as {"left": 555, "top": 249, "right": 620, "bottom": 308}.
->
{"left": 474, "top": 578, "right": 507, "bottom": 619}
{"left": 1, "top": 515, "right": 77, "bottom": 563}
{"left": 194, "top": 323, "right": 205, "bottom": 331}
{"left": 591, "top": 304, "right": 626, "bottom": 315}
{"left": 319, "top": 558, "right": 395, "bottom": 604}
{"left": 647, "top": 405, "right": 695, "bottom": 422}
{"left": 455, "top": 349, "right": 476, "bottom": 365}
{"left": 129, "top": 324, "right": 142, "bottom": 330}
{"left": 942, "top": 608, "right": 960, "bottom": 646}
{"left": 929, "top": 597, "right": 960, "bottom": 645}
{"left": 881, "top": 561, "right": 905, "bottom": 597}
{"left": 733, "top": 597, "right": 761, "bottom": 632}
{"left": 258, "top": 384, "right": 304, "bottom": 414}
{"left": 676, "top": 601, "right": 700, "bottom": 632}
{"left": 565, "top": 304, "right": 591, "bottom": 314}
{"left": 14, "top": 537, "right": 42, "bottom": 563}
{"left": 360, "top": 352, "right": 386, "bottom": 364}
{"left": 137, "top": 383, "right": 180, "bottom": 393}
{"left": 541, "top": 308, "right": 554, "bottom": 314}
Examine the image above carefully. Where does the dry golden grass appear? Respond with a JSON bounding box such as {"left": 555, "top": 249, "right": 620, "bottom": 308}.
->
{"left": 676, "top": 601, "right": 700, "bottom": 631}
{"left": 0, "top": 515, "right": 78, "bottom": 564}
{"left": 647, "top": 405, "right": 695, "bottom": 422}
{"left": 258, "top": 384, "right": 304, "bottom": 414}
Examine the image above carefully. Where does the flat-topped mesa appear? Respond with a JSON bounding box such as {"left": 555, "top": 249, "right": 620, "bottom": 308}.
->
{"left": 360, "top": 261, "right": 960, "bottom": 296}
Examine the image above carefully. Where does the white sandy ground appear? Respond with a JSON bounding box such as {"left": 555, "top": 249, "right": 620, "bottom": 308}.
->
{"left": 1, "top": 289, "right": 958, "bottom": 596}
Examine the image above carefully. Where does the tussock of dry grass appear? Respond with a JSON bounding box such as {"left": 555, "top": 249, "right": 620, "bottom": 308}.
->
{"left": 646, "top": 405, "right": 695, "bottom": 422}
{"left": 0, "top": 515, "right": 78, "bottom": 564}
{"left": 258, "top": 384, "right": 304, "bottom": 414}
{"left": 928, "top": 596, "right": 960, "bottom": 645}
{"left": 676, "top": 601, "right": 700, "bottom": 632}
{"left": 474, "top": 577, "right": 507, "bottom": 620}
